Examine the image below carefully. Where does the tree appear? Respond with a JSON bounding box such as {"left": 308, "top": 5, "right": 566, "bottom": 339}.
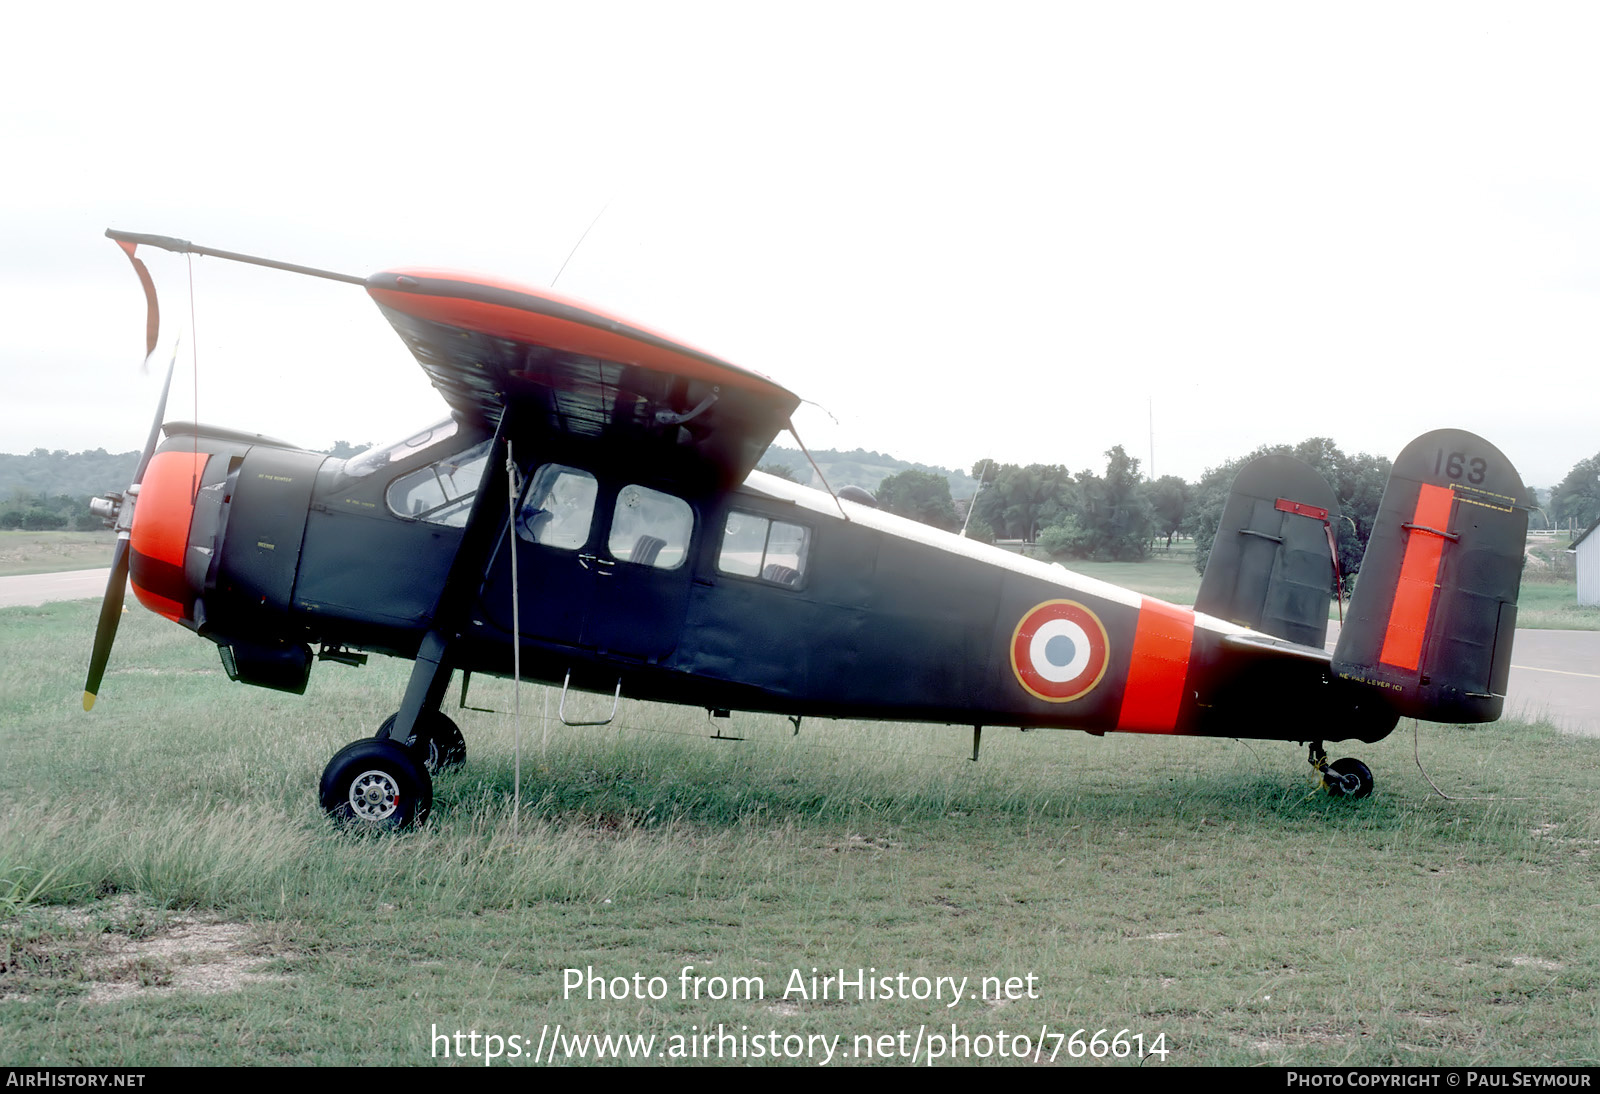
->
{"left": 1090, "top": 445, "right": 1154, "bottom": 560}
{"left": 875, "top": 468, "right": 959, "bottom": 531}
{"left": 325, "top": 440, "right": 372, "bottom": 460}
{"left": 756, "top": 461, "right": 801, "bottom": 483}
{"left": 1036, "top": 446, "right": 1154, "bottom": 562}
{"left": 968, "top": 462, "right": 1076, "bottom": 540}
{"left": 1187, "top": 438, "right": 1390, "bottom": 593}
{"left": 1145, "top": 474, "right": 1190, "bottom": 550}
{"left": 1551, "top": 452, "right": 1600, "bottom": 531}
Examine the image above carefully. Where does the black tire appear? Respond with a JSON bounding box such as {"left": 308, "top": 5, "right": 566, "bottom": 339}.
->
{"left": 1324, "top": 757, "right": 1374, "bottom": 800}
{"left": 377, "top": 711, "right": 466, "bottom": 773}
{"left": 320, "top": 738, "right": 433, "bottom": 829}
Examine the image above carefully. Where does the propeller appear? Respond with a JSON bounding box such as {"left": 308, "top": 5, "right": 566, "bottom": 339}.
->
{"left": 83, "top": 349, "right": 176, "bottom": 711}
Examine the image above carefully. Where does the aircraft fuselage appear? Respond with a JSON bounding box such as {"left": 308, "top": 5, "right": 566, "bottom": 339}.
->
{"left": 138, "top": 422, "right": 1394, "bottom": 747}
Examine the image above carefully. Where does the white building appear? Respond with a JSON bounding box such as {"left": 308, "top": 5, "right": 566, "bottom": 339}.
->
{"left": 1571, "top": 518, "right": 1600, "bottom": 606}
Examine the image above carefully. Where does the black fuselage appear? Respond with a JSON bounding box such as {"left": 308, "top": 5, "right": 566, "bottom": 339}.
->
{"left": 148, "top": 423, "right": 1393, "bottom": 747}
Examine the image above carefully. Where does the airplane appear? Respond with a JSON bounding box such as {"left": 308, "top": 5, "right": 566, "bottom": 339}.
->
{"left": 84, "top": 229, "right": 1530, "bottom": 828}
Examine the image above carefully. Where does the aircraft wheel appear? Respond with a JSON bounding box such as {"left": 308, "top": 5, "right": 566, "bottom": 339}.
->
{"left": 320, "top": 738, "right": 433, "bottom": 829}
{"left": 1323, "top": 757, "right": 1374, "bottom": 800}
{"left": 378, "top": 711, "right": 466, "bottom": 773}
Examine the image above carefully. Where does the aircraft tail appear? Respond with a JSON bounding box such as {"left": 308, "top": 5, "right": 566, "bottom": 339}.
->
{"left": 1331, "top": 429, "right": 1527, "bottom": 723}
{"left": 1196, "top": 454, "right": 1339, "bottom": 648}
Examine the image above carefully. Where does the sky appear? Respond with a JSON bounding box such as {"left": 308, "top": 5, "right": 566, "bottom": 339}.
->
{"left": 3, "top": 1, "right": 1597, "bottom": 489}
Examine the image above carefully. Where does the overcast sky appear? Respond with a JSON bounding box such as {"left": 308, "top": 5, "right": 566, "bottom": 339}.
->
{"left": 3, "top": 1, "right": 1596, "bottom": 488}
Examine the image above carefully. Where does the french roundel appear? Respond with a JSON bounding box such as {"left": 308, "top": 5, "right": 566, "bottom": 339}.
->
{"left": 1010, "top": 600, "right": 1110, "bottom": 703}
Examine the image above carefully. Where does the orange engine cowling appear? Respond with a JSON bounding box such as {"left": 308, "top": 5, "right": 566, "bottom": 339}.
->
{"left": 128, "top": 449, "right": 210, "bottom": 624}
{"left": 126, "top": 435, "right": 323, "bottom": 696}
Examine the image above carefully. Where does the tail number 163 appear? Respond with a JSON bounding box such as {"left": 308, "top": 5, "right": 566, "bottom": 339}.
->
{"left": 1434, "top": 450, "right": 1487, "bottom": 485}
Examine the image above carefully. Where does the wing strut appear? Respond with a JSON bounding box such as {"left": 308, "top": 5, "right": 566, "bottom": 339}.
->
{"left": 786, "top": 419, "right": 850, "bottom": 521}
{"left": 379, "top": 413, "right": 517, "bottom": 747}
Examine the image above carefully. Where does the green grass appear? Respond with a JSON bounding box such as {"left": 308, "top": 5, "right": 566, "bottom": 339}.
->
{"left": 0, "top": 531, "right": 115, "bottom": 576}
{"left": 1053, "top": 551, "right": 1204, "bottom": 606}
{"left": 2, "top": 601, "right": 1599, "bottom": 1066}
{"left": 1515, "top": 581, "right": 1600, "bottom": 631}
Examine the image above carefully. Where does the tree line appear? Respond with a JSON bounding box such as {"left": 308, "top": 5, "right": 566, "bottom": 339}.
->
{"left": 6, "top": 438, "right": 1595, "bottom": 563}
{"left": 1550, "top": 452, "right": 1600, "bottom": 533}
{"left": 870, "top": 437, "right": 1573, "bottom": 584}
{"left": 0, "top": 447, "right": 139, "bottom": 530}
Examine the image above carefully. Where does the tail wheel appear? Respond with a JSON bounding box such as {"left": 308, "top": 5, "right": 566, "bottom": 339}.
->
{"left": 320, "top": 738, "right": 433, "bottom": 829}
{"left": 1324, "top": 757, "right": 1374, "bottom": 800}
{"left": 377, "top": 711, "right": 466, "bottom": 773}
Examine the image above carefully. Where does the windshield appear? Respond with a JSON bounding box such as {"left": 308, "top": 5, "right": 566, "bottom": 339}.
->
{"left": 342, "top": 419, "right": 461, "bottom": 479}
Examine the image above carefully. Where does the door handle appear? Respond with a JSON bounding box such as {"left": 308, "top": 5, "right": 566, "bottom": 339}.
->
{"left": 578, "top": 553, "right": 616, "bottom": 575}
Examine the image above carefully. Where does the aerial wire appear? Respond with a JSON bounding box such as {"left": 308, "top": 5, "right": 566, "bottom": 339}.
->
{"left": 1412, "top": 720, "right": 1525, "bottom": 801}
{"left": 506, "top": 441, "right": 523, "bottom": 838}
{"left": 786, "top": 420, "right": 850, "bottom": 521}
{"left": 961, "top": 460, "right": 990, "bottom": 538}
{"left": 550, "top": 200, "right": 613, "bottom": 288}
{"left": 187, "top": 255, "right": 200, "bottom": 495}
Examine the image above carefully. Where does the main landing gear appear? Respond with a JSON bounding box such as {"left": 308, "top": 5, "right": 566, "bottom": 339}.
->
{"left": 320, "top": 737, "right": 432, "bottom": 829}
{"left": 376, "top": 710, "right": 466, "bottom": 773}
{"left": 318, "top": 710, "right": 467, "bottom": 830}
{"left": 1308, "top": 742, "right": 1374, "bottom": 800}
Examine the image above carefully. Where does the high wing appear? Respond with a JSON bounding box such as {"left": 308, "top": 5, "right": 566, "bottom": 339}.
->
{"left": 365, "top": 270, "right": 801, "bottom": 488}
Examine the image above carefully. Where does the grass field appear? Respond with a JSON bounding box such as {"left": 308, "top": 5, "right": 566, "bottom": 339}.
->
{"left": 0, "top": 531, "right": 115, "bottom": 576}
{"left": 2, "top": 601, "right": 1598, "bottom": 1067}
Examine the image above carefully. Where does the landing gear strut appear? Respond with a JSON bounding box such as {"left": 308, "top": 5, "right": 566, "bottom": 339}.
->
{"left": 377, "top": 710, "right": 466, "bottom": 773}
{"left": 1308, "top": 741, "right": 1374, "bottom": 800}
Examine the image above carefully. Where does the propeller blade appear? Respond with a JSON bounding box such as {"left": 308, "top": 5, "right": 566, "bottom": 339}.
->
{"left": 133, "top": 348, "right": 177, "bottom": 484}
{"left": 83, "top": 539, "right": 130, "bottom": 710}
{"left": 84, "top": 336, "right": 178, "bottom": 710}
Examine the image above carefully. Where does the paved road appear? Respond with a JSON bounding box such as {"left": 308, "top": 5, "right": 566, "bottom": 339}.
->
{"left": 1497, "top": 629, "right": 1600, "bottom": 736}
{"left": 7, "top": 569, "right": 1597, "bottom": 735}
{"left": 0, "top": 567, "right": 111, "bottom": 608}
{"left": 1319, "top": 622, "right": 1600, "bottom": 736}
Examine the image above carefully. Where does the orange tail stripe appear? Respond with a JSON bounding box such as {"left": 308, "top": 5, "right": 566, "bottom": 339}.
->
{"left": 1378, "top": 483, "right": 1454, "bottom": 672}
{"left": 1116, "top": 598, "right": 1195, "bottom": 734}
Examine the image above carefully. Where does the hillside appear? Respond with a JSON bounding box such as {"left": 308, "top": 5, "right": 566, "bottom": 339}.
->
{"left": 0, "top": 448, "right": 140, "bottom": 501}
{"left": 1, "top": 442, "right": 979, "bottom": 525}
{"left": 756, "top": 443, "right": 978, "bottom": 500}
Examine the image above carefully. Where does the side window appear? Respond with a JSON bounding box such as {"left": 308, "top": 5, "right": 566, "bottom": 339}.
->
{"left": 385, "top": 439, "right": 492, "bottom": 526}
{"left": 608, "top": 485, "right": 693, "bottom": 569}
{"left": 718, "top": 511, "right": 810, "bottom": 586}
{"left": 517, "top": 465, "right": 598, "bottom": 549}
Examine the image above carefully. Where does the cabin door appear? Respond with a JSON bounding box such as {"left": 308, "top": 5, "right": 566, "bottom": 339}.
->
{"left": 581, "top": 482, "right": 695, "bottom": 662}
{"left": 484, "top": 463, "right": 600, "bottom": 648}
{"left": 488, "top": 468, "right": 692, "bottom": 662}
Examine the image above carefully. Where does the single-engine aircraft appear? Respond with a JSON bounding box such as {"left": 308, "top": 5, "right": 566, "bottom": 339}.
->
{"left": 85, "top": 229, "right": 1530, "bottom": 828}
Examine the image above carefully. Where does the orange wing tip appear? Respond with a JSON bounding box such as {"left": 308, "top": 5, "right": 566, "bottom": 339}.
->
{"left": 83, "top": 691, "right": 97, "bottom": 711}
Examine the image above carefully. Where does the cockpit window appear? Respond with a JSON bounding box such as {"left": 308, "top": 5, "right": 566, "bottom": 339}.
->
{"left": 385, "top": 438, "right": 492, "bottom": 526}
{"left": 345, "top": 419, "right": 461, "bottom": 480}
{"left": 608, "top": 485, "right": 693, "bottom": 569}
{"left": 719, "top": 511, "right": 809, "bottom": 586}
{"left": 516, "top": 465, "right": 599, "bottom": 550}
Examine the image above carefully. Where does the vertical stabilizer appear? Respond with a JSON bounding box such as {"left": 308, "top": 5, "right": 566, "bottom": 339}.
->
{"left": 1196, "top": 454, "right": 1339, "bottom": 647}
{"left": 1332, "top": 430, "right": 1527, "bottom": 722}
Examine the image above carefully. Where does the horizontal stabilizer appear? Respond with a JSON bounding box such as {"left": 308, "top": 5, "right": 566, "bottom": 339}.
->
{"left": 1332, "top": 429, "right": 1527, "bottom": 722}
{"left": 1196, "top": 454, "right": 1338, "bottom": 647}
